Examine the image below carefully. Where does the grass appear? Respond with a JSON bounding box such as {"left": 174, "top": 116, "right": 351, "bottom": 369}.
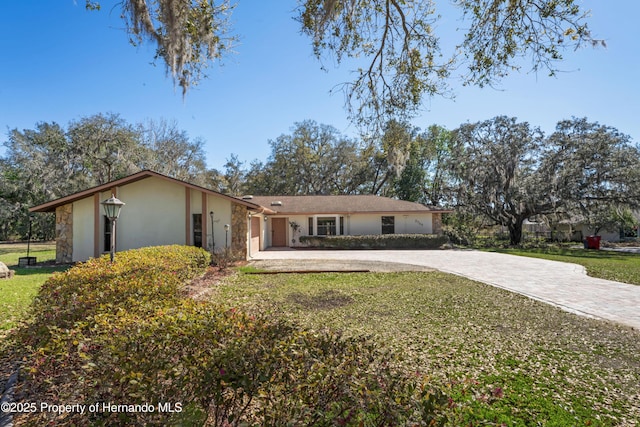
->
{"left": 217, "top": 270, "right": 640, "bottom": 425}
{"left": 487, "top": 247, "right": 640, "bottom": 285}
{"left": 0, "top": 243, "right": 67, "bottom": 333}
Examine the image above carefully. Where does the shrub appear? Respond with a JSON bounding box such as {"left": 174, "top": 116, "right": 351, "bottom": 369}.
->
{"left": 211, "top": 247, "right": 242, "bottom": 269}
{"left": 21, "top": 302, "right": 449, "bottom": 426}
{"left": 11, "top": 245, "right": 450, "bottom": 426}
{"left": 24, "top": 245, "right": 210, "bottom": 335}
{"left": 299, "top": 233, "right": 449, "bottom": 249}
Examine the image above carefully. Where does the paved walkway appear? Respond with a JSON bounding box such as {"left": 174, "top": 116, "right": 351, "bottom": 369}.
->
{"left": 252, "top": 249, "right": 640, "bottom": 330}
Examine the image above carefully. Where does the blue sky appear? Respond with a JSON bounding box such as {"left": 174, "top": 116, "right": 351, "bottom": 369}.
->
{"left": 1, "top": 1, "right": 637, "bottom": 171}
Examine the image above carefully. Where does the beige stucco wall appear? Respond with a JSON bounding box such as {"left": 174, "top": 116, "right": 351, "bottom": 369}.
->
{"left": 206, "top": 194, "right": 233, "bottom": 251}
{"left": 115, "top": 178, "right": 186, "bottom": 251}
{"left": 58, "top": 176, "right": 251, "bottom": 263}
{"left": 271, "top": 212, "right": 435, "bottom": 248}
{"left": 348, "top": 213, "right": 433, "bottom": 235}
{"left": 256, "top": 214, "right": 268, "bottom": 251}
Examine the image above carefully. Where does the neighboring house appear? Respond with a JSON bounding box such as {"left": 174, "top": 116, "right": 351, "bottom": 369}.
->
{"left": 553, "top": 222, "right": 622, "bottom": 243}
{"left": 30, "top": 171, "right": 451, "bottom": 263}
{"left": 522, "top": 217, "right": 631, "bottom": 242}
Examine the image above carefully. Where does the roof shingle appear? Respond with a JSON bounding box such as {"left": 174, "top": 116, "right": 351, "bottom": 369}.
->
{"left": 244, "top": 195, "right": 451, "bottom": 215}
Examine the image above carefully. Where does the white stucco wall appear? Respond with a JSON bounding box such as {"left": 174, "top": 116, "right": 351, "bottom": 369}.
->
{"left": 72, "top": 197, "right": 96, "bottom": 262}
{"left": 63, "top": 176, "right": 246, "bottom": 262}
{"left": 258, "top": 215, "right": 268, "bottom": 251}
{"left": 278, "top": 212, "right": 435, "bottom": 248}
{"left": 116, "top": 178, "right": 187, "bottom": 252}
{"left": 206, "top": 194, "right": 233, "bottom": 251}
{"left": 347, "top": 213, "right": 433, "bottom": 235}
{"left": 399, "top": 213, "right": 434, "bottom": 234}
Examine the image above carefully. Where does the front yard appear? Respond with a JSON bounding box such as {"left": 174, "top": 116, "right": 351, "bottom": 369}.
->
{"left": 217, "top": 271, "right": 640, "bottom": 425}
{"left": 2, "top": 243, "right": 639, "bottom": 425}
{"left": 0, "top": 243, "right": 65, "bottom": 334}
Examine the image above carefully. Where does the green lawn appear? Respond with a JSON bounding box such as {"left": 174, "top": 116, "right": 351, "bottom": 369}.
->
{"left": 0, "top": 243, "right": 67, "bottom": 333}
{"left": 487, "top": 247, "right": 640, "bottom": 285}
{"left": 217, "top": 271, "right": 640, "bottom": 425}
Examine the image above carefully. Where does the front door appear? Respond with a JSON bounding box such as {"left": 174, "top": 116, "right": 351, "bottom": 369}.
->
{"left": 271, "top": 218, "right": 287, "bottom": 247}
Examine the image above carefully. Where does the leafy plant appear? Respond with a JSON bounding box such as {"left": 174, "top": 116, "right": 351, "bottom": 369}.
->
{"left": 211, "top": 247, "right": 242, "bottom": 270}
{"left": 7, "top": 245, "right": 451, "bottom": 426}
{"left": 299, "top": 233, "right": 449, "bottom": 249}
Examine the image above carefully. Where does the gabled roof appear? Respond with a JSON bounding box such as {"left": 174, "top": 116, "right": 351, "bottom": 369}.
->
{"left": 29, "top": 170, "right": 270, "bottom": 213}
{"left": 244, "top": 195, "right": 452, "bottom": 215}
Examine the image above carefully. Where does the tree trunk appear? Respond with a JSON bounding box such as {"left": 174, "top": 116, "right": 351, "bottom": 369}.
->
{"left": 508, "top": 220, "right": 524, "bottom": 246}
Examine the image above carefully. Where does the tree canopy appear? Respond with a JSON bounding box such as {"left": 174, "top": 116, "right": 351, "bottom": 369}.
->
{"left": 88, "top": 0, "right": 600, "bottom": 128}
{"left": 449, "top": 116, "right": 640, "bottom": 244}
{"left": 243, "top": 120, "right": 371, "bottom": 196}
{"left": 3, "top": 113, "right": 637, "bottom": 246}
{"left": 0, "top": 114, "right": 214, "bottom": 240}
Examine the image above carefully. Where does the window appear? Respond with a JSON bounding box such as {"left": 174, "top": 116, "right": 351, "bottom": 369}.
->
{"left": 308, "top": 217, "right": 314, "bottom": 235}
{"left": 382, "top": 216, "right": 395, "bottom": 234}
{"left": 103, "top": 216, "right": 112, "bottom": 252}
{"left": 340, "top": 216, "right": 344, "bottom": 235}
{"left": 193, "top": 214, "right": 203, "bottom": 248}
{"left": 317, "top": 217, "right": 336, "bottom": 235}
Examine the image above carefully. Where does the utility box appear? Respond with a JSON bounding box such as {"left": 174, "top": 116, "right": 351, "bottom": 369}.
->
{"left": 18, "top": 256, "right": 37, "bottom": 267}
{"left": 585, "top": 235, "right": 601, "bottom": 250}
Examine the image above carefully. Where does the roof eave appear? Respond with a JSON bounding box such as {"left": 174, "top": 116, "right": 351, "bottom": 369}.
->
{"left": 29, "top": 170, "right": 264, "bottom": 213}
{"left": 265, "top": 209, "right": 454, "bottom": 216}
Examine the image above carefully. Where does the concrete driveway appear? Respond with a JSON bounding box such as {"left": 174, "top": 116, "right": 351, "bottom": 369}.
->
{"left": 252, "top": 249, "right": 640, "bottom": 330}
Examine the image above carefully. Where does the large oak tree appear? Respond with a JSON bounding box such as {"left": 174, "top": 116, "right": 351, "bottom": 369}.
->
{"left": 449, "top": 116, "right": 640, "bottom": 245}
{"left": 449, "top": 116, "right": 550, "bottom": 245}
{"left": 89, "top": 0, "right": 600, "bottom": 127}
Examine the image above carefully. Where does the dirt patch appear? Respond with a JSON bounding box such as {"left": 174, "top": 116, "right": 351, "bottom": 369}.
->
{"left": 183, "top": 266, "right": 237, "bottom": 300}
{"left": 247, "top": 259, "right": 434, "bottom": 273}
{"left": 183, "top": 259, "right": 432, "bottom": 301}
{"left": 287, "top": 290, "right": 354, "bottom": 310}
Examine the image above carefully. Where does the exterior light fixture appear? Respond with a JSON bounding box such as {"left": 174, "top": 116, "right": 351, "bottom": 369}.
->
{"left": 209, "top": 211, "right": 215, "bottom": 250}
{"left": 101, "top": 194, "right": 125, "bottom": 262}
{"left": 224, "top": 223, "right": 230, "bottom": 247}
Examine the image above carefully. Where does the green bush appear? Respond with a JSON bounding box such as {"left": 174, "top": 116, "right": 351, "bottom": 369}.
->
{"left": 24, "top": 245, "right": 210, "bottom": 335}
{"left": 299, "top": 233, "right": 449, "bottom": 249}
{"left": 11, "top": 245, "right": 449, "bottom": 426}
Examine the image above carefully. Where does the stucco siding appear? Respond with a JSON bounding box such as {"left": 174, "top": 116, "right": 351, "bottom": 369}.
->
{"left": 348, "top": 214, "right": 435, "bottom": 235}
{"left": 206, "top": 194, "right": 233, "bottom": 251}
{"left": 287, "top": 215, "right": 307, "bottom": 244}
{"left": 116, "top": 177, "right": 187, "bottom": 251}
{"left": 281, "top": 213, "right": 435, "bottom": 248}
{"left": 72, "top": 197, "right": 95, "bottom": 262}
{"left": 190, "top": 189, "right": 202, "bottom": 214}
{"left": 400, "top": 213, "right": 433, "bottom": 234}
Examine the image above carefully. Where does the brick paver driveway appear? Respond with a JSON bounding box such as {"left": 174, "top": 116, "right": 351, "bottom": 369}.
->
{"left": 253, "top": 249, "right": 640, "bottom": 330}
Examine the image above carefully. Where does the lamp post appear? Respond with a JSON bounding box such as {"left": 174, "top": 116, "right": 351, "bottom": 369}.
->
{"left": 101, "top": 194, "right": 125, "bottom": 263}
{"left": 209, "top": 211, "right": 215, "bottom": 251}
{"left": 224, "top": 224, "right": 230, "bottom": 247}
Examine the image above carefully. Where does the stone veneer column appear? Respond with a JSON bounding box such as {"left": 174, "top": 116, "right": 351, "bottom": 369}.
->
{"left": 231, "top": 203, "right": 248, "bottom": 259}
{"left": 56, "top": 204, "right": 73, "bottom": 263}
{"left": 432, "top": 213, "right": 443, "bottom": 234}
